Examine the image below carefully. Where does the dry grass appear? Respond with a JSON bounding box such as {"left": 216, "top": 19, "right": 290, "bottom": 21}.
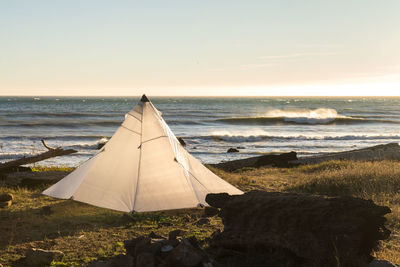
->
{"left": 0, "top": 184, "right": 221, "bottom": 266}
{"left": 1, "top": 160, "right": 400, "bottom": 265}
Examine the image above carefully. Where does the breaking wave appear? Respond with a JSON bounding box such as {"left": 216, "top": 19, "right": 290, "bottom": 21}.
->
{"left": 187, "top": 131, "right": 400, "bottom": 143}
{"left": 215, "top": 108, "right": 398, "bottom": 125}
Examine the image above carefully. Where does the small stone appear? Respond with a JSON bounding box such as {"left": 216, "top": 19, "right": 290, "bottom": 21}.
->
{"left": 227, "top": 148, "right": 239, "bottom": 153}
{"left": 161, "top": 244, "right": 174, "bottom": 253}
{"left": 149, "top": 231, "right": 164, "bottom": 239}
{"left": 25, "top": 248, "right": 64, "bottom": 267}
{"left": 0, "top": 193, "right": 13, "bottom": 202}
{"left": 169, "top": 229, "right": 185, "bottom": 240}
{"left": 195, "top": 218, "right": 210, "bottom": 226}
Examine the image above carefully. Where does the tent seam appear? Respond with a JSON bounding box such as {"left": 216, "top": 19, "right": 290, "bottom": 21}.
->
{"left": 132, "top": 104, "right": 144, "bottom": 212}
{"left": 121, "top": 125, "right": 141, "bottom": 135}
{"left": 126, "top": 112, "right": 142, "bottom": 122}
{"left": 141, "top": 135, "right": 168, "bottom": 144}
{"left": 175, "top": 159, "right": 211, "bottom": 195}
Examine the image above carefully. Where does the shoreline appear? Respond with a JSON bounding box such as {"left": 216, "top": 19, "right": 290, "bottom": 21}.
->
{"left": 212, "top": 142, "right": 400, "bottom": 171}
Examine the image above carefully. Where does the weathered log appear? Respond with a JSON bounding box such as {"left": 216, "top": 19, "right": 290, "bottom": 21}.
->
{"left": 0, "top": 140, "right": 77, "bottom": 171}
{"left": 206, "top": 191, "right": 391, "bottom": 267}
{"left": 211, "top": 151, "right": 298, "bottom": 171}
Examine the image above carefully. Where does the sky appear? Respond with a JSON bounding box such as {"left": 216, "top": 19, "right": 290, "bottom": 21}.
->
{"left": 0, "top": 0, "right": 399, "bottom": 96}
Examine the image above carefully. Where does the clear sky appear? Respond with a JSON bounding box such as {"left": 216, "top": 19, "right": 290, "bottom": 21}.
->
{"left": 1, "top": 0, "right": 399, "bottom": 96}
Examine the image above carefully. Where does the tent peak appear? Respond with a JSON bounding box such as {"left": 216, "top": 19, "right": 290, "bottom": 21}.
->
{"left": 140, "top": 94, "right": 150, "bottom": 102}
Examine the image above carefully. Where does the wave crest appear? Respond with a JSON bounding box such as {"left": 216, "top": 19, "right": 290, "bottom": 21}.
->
{"left": 266, "top": 108, "right": 339, "bottom": 124}
{"left": 215, "top": 108, "right": 398, "bottom": 125}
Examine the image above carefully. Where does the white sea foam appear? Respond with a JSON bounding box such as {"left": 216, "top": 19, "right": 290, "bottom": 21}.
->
{"left": 264, "top": 108, "right": 342, "bottom": 124}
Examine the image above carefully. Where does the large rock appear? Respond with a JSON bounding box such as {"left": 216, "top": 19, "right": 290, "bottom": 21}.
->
{"left": 24, "top": 248, "right": 64, "bottom": 267}
{"left": 166, "top": 238, "right": 206, "bottom": 267}
{"left": 206, "top": 191, "right": 391, "bottom": 267}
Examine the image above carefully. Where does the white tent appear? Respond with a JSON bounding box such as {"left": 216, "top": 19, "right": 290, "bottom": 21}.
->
{"left": 43, "top": 95, "right": 243, "bottom": 212}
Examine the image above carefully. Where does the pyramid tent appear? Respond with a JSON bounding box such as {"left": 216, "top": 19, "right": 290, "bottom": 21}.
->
{"left": 43, "top": 95, "right": 243, "bottom": 212}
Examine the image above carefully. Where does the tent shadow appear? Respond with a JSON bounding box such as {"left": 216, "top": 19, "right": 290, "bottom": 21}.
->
{"left": 0, "top": 200, "right": 133, "bottom": 250}
{"left": 0, "top": 198, "right": 205, "bottom": 250}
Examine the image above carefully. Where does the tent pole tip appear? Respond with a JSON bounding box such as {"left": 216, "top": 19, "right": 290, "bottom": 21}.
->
{"left": 140, "top": 94, "right": 150, "bottom": 102}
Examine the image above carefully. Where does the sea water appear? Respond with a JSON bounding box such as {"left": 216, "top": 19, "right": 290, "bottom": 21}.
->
{"left": 1, "top": 96, "right": 400, "bottom": 167}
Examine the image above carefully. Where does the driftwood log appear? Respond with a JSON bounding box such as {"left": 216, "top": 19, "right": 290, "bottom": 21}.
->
{"left": 0, "top": 140, "right": 77, "bottom": 172}
{"left": 206, "top": 191, "right": 391, "bottom": 267}
{"left": 211, "top": 151, "right": 298, "bottom": 171}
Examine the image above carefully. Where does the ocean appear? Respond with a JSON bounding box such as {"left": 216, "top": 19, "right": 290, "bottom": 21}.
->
{"left": 1, "top": 96, "right": 400, "bottom": 167}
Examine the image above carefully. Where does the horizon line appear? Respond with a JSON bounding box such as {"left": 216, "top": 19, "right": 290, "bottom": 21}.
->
{"left": 1, "top": 95, "right": 400, "bottom": 98}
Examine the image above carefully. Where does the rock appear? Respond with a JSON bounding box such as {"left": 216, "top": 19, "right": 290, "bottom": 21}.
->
{"left": 149, "top": 231, "right": 164, "bottom": 239}
{"left": 136, "top": 252, "right": 154, "bottom": 267}
{"left": 203, "top": 206, "right": 219, "bottom": 217}
{"left": 177, "top": 137, "right": 186, "bottom": 147}
{"left": 195, "top": 218, "right": 210, "bottom": 226}
{"left": 167, "top": 238, "right": 205, "bottom": 267}
{"left": 0, "top": 193, "right": 13, "bottom": 208}
{"left": 0, "top": 193, "right": 13, "bottom": 202}
{"left": 207, "top": 191, "right": 391, "bottom": 267}
{"left": 25, "top": 248, "right": 64, "bottom": 267}
{"left": 369, "top": 259, "right": 400, "bottom": 267}
{"left": 227, "top": 148, "right": 239, "bottom": 153}
{"left": 124, "top": 236, "right": 164, "bottom": 259}
{"left": 169, "top": 229, "right": 185, "bottom": 241}
{"left": 161, "top": 244, "right": 174, "bottom": 253}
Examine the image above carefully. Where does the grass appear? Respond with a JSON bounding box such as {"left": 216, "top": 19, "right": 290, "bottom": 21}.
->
{"left": 1, "top": 160, "right": 400, "bottom": 265}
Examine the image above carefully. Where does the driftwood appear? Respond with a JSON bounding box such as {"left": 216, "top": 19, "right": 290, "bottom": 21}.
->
{"left": 211, "top": 151, "right": 298, "bottom": 171}
{"left": 0, "top": 140, "right": 77, "bottom": 172}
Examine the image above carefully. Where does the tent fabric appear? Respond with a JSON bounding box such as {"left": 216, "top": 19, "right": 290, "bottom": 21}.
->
{"left": 42, "top": 95, "right": 243, "bottom": 212}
